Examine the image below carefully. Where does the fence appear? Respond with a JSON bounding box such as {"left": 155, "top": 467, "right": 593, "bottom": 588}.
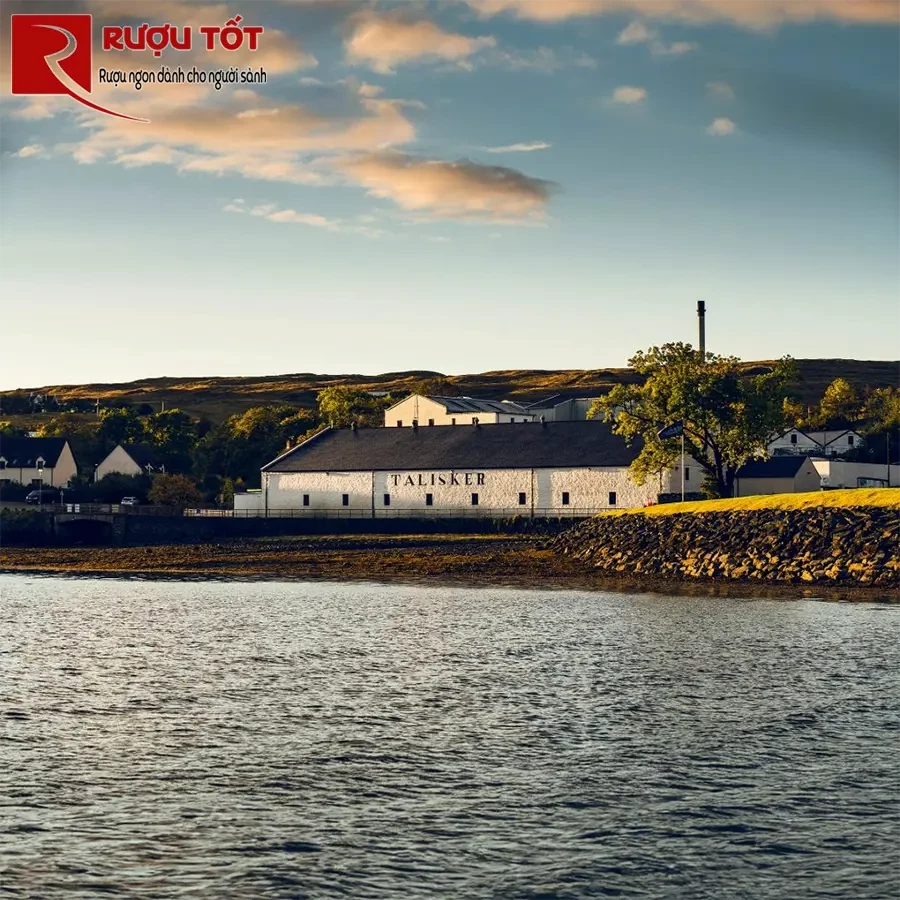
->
{"left": 184, "top": 506, "right": 614, "bottom": 519}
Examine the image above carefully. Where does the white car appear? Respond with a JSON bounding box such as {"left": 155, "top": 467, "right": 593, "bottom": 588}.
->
{"left": 120, "top": 497, "right": 139, "bottom": 507}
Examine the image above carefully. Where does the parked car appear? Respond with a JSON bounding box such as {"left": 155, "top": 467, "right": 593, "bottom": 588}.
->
{"left": 120, "top": 497, "right": 139, "bottom": 507}
{"left": 25, "top": 489, "right": 59, "bottom": 505}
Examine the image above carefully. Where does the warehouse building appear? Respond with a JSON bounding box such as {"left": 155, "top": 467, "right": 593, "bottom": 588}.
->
{"left": 240, "top": 422, "right": 690, "bottom": 517}
{"left": 384, "top": 395, "right": 534, "bottom": 427}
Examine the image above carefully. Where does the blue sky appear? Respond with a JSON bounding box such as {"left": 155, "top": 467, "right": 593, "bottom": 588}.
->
{"left": 1, "top": 0, "right": 897, "bottom": 389}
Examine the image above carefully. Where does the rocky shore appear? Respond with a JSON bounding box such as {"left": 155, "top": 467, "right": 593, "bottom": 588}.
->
{"left": 553, "top": 506, "right": 899, "bottom": 588}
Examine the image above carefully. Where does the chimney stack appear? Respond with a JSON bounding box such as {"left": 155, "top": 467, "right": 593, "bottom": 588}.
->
{"left": 697, "top": 300, "right": 706, "bottom": 356}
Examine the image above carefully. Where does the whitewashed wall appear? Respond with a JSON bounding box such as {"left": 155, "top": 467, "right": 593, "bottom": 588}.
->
{"left": 262, "top": 466, "right": 659, "bottom": 516}
{"left": 813, "top": 460, "right": 900, "bottom": 488}
{"left": 384, "top": 396, "right": 534, "bottom": 427}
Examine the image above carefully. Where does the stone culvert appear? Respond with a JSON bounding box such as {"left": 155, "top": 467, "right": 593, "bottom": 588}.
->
{"left": 552, "top": 507, "right": 899, "bottom": 587}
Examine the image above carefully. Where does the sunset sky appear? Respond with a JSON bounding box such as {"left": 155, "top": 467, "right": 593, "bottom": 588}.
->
{"left": 1, "top": 0, "right": 898, "bottom": 389}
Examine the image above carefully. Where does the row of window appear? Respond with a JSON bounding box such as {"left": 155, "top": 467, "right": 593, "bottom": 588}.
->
{"left": 396, "top": 418, "right": 529, "bottom": 427}
{"left": 298, "top": 492, "right": 618, "bottom": 507}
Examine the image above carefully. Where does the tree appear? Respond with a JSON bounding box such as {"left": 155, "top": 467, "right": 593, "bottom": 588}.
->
{"left": 145, "top": 409, "right": 196, "bottom": 473}
{"left": 98, "top": 406, "right": 145, "bottom": 447}
{"left": 93, "top": 473, "right": 151, "bottom": 503}
{"left": 37, "top": 412, "right": 100, "bottom": 440}
{"left": 317, "top": 387, "right": 392, "bottom": 428}
{"left": 814, "top": 378, "right": 860, "bottom": 427}
{"left": 588, "top": 343, "right": 796, "bottom": 498}
{"left": 148, "top": 473, "right": 203, "bottom": 509}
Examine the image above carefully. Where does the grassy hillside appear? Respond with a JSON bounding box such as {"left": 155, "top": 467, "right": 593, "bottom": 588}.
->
{"left": 614, "top": 488, "right": 900, "bottom": 517}
{"left": 3, "top": 358, "right": 896, "bottom": 424}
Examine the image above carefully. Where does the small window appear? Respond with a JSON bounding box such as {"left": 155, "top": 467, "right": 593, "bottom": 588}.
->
{"left": 451, "top": 418, "right": 456, "bottom": 425}
{"left": 31, "top": 478, "right": 42, "bottom": 486}
{"left": 303, "top": 494, "right": 310, "bottom": 507}
{"left": 0, "top": 460, "right": 5, "bottom": 470}
{"left": 685, "top": 468, "right": 690, "bottom": 481}
{"left": 383, "top": 494, "right": 391, "bottom": 506}
{"left": 428, "top": 419, "right": 435, "bottom": 426}
{"left": 425, "top": 493, "right": 433, "bottom": 506}
{"left": 397, "top": 420, "right": 403, "bottom": 427}
{"left": 518, "top": 492, "right": 527, "bottom": 505}
{"left": 608, "top": 491, "right": 617, "bottom": 506}
{"left": 471, "top": 493, "right": 479, "bottom": 506}
{"left": 562, "top": 492, "right": 570, "bottom": 506}
{"left": 342, "top": 494, "right": 349, "bottom": 506}
{"left": 848, "top": 435, "right": 854, "bottom": 446}
{"left": 790, "top": 433, "right": 798, "bottom": 444}
{"left": 472, "top": 417, "right": 478, "bottom": 424}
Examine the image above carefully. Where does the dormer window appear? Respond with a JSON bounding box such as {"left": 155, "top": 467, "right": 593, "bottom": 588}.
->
{"left": 36, "top": 457, "right": 45, "bottom": 469}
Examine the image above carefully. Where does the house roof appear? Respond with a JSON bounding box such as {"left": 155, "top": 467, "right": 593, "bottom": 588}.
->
{"left": 0, "top": 437, "right": 68, "bottom": 468}
{"left": 120, "top": 443, "right": 162, "bottom": 467}
{"left": 263, "top": 421, "right": 642, "bottom": 473}
{"left": 389, "top": 395, "right": 531, "bottom": 416}
{"left": 772, "top": 428, "right": 861, "bottom": 448}
{"left": 736, "top": 457, "right": 811, "bottom": 479}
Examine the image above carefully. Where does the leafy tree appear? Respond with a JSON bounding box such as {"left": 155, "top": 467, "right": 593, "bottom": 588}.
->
{"left": 0, "top": 394, "right": 33, "bottom": 415}
{"left": 92, "top": 473, "right": 151, "bottom": 503}
{"left": 814, "top": 378, "right": 860, "bottom": 427}
{"left": 588, "top": 343, "right": 796, "bottom": 498}
{"left": 148, "top": 473, "right": 203, "bottom": 509}
{"left": 193, "top": 405, "right": 318, "bottom": 486}
{"left": 145, "top": 409, "right": 196, "bottom": 473}
{"left": 317, "top": 387, "right": 393, "bottom": 428}
{"left": 36, "top": 412, "right": 99, "bottom": 440}
{"left": 860, "top": 386, "right": 900, "bottom": 433}
{"left": 98, "top": 406, "right": 146, "bottom": 447}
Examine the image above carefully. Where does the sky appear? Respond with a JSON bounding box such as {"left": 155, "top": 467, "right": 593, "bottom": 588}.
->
{"left": 0, "top": 0, "right": 898, "bottom": 389}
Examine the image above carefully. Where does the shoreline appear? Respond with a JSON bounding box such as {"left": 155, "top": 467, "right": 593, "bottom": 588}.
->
{"left": 1, "top": 535, "right": 895, "bottom": 602}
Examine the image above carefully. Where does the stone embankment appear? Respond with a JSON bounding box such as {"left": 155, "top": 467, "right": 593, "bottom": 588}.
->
{"left": 553, "top": 506, "right": 899, "bottom": 587}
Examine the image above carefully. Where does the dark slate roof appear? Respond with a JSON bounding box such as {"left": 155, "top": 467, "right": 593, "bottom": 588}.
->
{"left": 121, "top": 443, "right": 161, "bottom": 467}
{"left": 0, "top": 437, "right": 68, "bottom": 467}
{"left": 736, "top": 457, "right": 811, "bottom": 479}
{"left": 264, "top": 422, "right": 641, "bottom": 472}
{"left": 424, "top": 396, "right": 530, "bottom": 415}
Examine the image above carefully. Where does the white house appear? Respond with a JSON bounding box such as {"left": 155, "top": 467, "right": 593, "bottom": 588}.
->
{"left": 238, "top": 421, "right": 693, "bottom": 518}
{"left": 767, "top": 428, "right": 862, "bottom": 458}
{"left": 812, "top": 459, "right": 900, "bottom": 489}
{"left": 94, "top": 443, "right": 163, "bottom": 481}
{"left": 0, "top": 437, "right": 78, "bottom": 487}
{"left": 734, "top": 456, "right": 822, "bottom": 497}
{"left": 384, "top": 395, "right": 535, "bottom": 427}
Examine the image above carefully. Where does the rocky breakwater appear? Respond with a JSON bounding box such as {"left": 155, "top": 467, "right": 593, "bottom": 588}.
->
{"left": 553, "top": 505, "right": 899, "bottom": 587}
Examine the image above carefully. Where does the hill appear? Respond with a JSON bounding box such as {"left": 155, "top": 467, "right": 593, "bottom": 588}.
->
{"left": 3, "top": 358, "right": 897, "bottom": 423}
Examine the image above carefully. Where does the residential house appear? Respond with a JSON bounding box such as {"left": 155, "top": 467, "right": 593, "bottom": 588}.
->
{"left": 94, "top": 443, "right": 164, "bottom": 481}
{"left": 0, "top": 437, "right": 78, "bottom": 487}
{"left": 767, "top": 428, "right": 862, "bottom": 458}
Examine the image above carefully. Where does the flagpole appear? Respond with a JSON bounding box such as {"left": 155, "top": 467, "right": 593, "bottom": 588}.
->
{"left": 681, "top": 431, "right": 685, "bottom": 503}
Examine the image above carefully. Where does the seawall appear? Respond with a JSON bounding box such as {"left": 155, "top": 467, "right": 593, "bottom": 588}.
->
{"left": 552, "top": 505, "right": 899, "bottom": 587}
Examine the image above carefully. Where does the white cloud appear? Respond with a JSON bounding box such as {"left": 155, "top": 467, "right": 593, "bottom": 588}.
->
{"left": 651, "top": 40, "right": 698, "bottom": 55}
{"left": 344, "top": 12, "right": 496, "bottom": 73}
{"left": 707, "top": 117, "right": 737, "bottom": 136}
{"left": 467, "top": 0, "right": 899, "bottom": 27}
{"left": 707, "top": 81, "right": 735, "bottom": 100}
{"left": 617, "top": 20, "right": 653, "bottom": 44}
{"left": 265, "top": 209, "right": 335, "bottom": 228}
{"left": 485, "top": 142, "right": 552, "bottom": 153}
{"left": 336, "top": 152, "right": 555, "bottom": 222}
{"left": 13, "top": 144, "right": 45, "bottom": 158}
{"left": 611, "top": 85, "right": 647, "bottom": 104}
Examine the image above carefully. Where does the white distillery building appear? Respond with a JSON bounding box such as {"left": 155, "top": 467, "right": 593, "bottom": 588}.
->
{"left": 767, "top": 428, "right": 862, "bottom": 458}
{"left": 384, "top": 395, "right": 535, "bottom": 427}
{"left": 239, "top": 422, "right": 695, "bottom": 517}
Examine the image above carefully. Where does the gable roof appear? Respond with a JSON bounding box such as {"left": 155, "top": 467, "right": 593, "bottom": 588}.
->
{"left": 771, "top": 427, "right": 862, "bottom": 448}
{"left": 263, "top": 421, "right": 641, "bottom": 473}
{"left": 736, "top": 456, "right": 812, "bottom": 479}
{"left": 120, "top": 443, "right": 162, "bottom": 467}
{"left": 0, "top": 437, "right": 68, "bottom": 468}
